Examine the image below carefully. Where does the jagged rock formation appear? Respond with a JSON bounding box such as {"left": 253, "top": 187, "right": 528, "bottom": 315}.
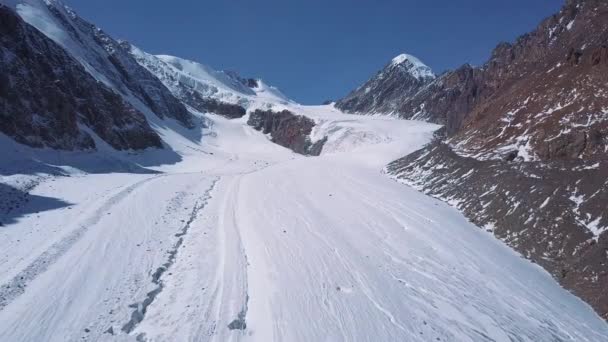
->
{"left": 0, "top": 4, "right": 161, "bottom": 150}
{"left": 197, "top": 99, "right": 246, "bottom": 119}
{"left": 446, "top": 0, "right": 608, "bottom": 160}
{"left": 377, "top": 0, "right": 608, "bottom": 319}
{"left": 247, "top": 109, "right": 327, "bottom": 156}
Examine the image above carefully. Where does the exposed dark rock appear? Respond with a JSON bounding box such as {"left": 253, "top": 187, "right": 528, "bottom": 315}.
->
{"left": 38, "top": 2, "right": 194, "bottom": 129}
{"left": 247, "top": 109, "right": 327, "bottom": 156}
{"left": 243, "top": 78, "right": 258, "bottom": 88}
{"left": 228, "top": 312, "right": 247, "bottom": 330}
{"left": 197, "top": 98, "right": 246, "bottom": 119}
{"left": 0, "top": 5, "right": 162, "bottom": 150}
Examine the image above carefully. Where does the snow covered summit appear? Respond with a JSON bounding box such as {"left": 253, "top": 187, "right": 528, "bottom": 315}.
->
{"left": 335, "top": 52, "right": 435, "bottom": 115}
{"left": 390, "top": 53, "right": 435, "bottom": 79}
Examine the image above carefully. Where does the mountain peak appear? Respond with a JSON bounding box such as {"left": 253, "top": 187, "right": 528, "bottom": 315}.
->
{"left": 389, "top": 53, "right": 435, "bottom": 79}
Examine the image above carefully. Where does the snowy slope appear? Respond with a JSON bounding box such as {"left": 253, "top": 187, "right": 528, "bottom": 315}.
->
{"left": 0, "top": 102, "right": 607, "bottom": 341}
{"left": 1, "top": 2, "right": 608, "bottom": 339}
{"left": 130, "top": 46, "right": 292, "bottom": 110}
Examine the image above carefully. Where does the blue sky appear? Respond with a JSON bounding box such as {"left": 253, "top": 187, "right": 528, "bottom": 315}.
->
{"left": 64, "top": 0, "right": 562, "bottom": 104}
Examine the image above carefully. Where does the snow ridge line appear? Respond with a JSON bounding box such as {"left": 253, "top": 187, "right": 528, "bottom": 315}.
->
{"left": 0, "top": 174, "right": 166, "bottom": 312}
{"left": 121, "top": 177, "right": 219, "bottom": 336}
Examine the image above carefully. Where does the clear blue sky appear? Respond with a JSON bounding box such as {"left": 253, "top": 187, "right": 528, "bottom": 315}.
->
{"left": 63, "top": 0, "right": 562, "bottom": 104}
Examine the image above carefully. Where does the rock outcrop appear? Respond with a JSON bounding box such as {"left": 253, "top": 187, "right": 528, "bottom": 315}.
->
{"left": 197, "top": 98, "right": 246, "bottom": 119}
{"left": 247, "top": 109, "right": 326, "bottom": 156}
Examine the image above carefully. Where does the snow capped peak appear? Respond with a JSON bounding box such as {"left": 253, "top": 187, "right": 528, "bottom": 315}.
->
{"left": 391, "top": 53, "right": 419, "bottom": 65}
{"left": 390, "top": 53, "right": 435, "bottom": 79}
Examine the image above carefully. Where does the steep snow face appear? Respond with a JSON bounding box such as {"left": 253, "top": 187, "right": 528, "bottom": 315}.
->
{"left": 156, "top": 54, "right": 257, "bottom": 98}
{"left": 390, "top": 53, "right": 435, "bottom": 79}
{"left": 130, "top": 46, "right": 293, "bottom": 111}
{"left": 249, "top": 78, "right": 291, "bottom": 104}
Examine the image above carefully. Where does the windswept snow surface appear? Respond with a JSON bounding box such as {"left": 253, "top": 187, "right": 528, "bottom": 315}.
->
{"left": 1, "top": 105, "right": 607, "bottom": 341}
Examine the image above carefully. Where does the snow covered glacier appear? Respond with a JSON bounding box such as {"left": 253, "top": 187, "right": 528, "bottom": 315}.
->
{"left": 1, "top": 102, "right": 608, "bottom": 341}
{"left": 0, "top": 0, "right": 608, "bottom": 341}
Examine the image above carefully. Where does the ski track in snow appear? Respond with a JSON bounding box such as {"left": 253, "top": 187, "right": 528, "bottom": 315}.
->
{"left": 0, "top": 106, "right": 607, "bottom": 341}
{"left": 0, "top": 174, "right": 167, "bottom": 311}
{"left": 122, "top": 177, "right": 219, "bottom": 335}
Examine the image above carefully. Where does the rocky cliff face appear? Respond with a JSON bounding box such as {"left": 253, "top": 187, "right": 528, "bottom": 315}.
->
{"left": 13, "top": 0, "right": 193, "bottom": 129}
{"left": 377, "top": 0, "right": 608, "bottom": 319}
{"left": 447, "top": 0, "right": 608, "bottom": 161}
{"left": 0, "top": 5, "right": 161, "bottom": 150}
{"left": 247, "top": 109, "right": 327, "bottom": 156}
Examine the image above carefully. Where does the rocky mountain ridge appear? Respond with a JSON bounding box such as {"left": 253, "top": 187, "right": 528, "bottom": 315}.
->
{"left": 335, "top": 53, "right": 435, "bottom": 115}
